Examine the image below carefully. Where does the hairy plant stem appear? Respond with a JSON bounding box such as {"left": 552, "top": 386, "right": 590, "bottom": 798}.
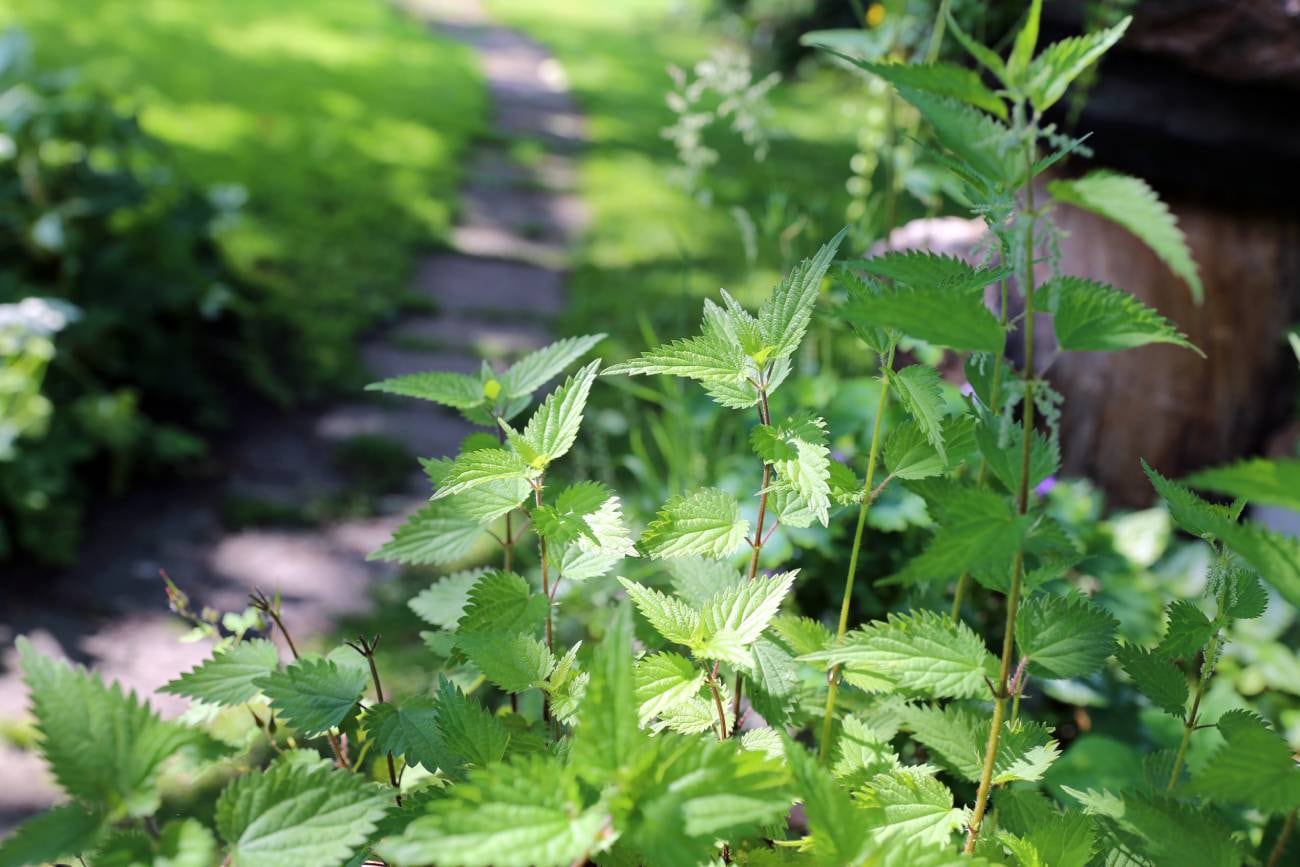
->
{"left": 818, "top": 345, "right": 895, "bottom": 761}
{"left": 251, "top": 589, "right": 349, "bottom": 769}
{"left": 497, "top": 419, "right": 516, "bottom": 572}
{"left": 925, "top": 0, "right": 953, "bottom": 64}
{"left": 951, "top": 273, "right": 1010, "bottom": 622}
{"left": 964, "top": 142, "right": 1038, "bottom": 853}
{"left": 1167, "top": 580, "right": 1229, "bottom": 790}
{"left": 1268, "top": 808, "right": 1298, "bottom": 867}
{"left": 534, "top": 482, "right": 552, "bottom": 724}
{"left": 710, "top": 662, "right": 729, "bottom": 740}
{"left": 730, "top": 386, "right": 774, "bottom": 732}
{"left": 349, "top": 637, "right": 402, "bottom": 806}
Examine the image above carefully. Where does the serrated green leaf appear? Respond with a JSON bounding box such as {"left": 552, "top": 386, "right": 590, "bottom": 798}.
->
{"left": 379, "top": 754, "right": 604, "bottom": 867}
{"left": 1048, "top": 171, "right": 1202, "bottom": 302}
{"left": 434, "top": 675, "right": 513, "bottom": 769}
{"left": 408, "top": 568, "right": 486, "bottom": 630}
{"left": 618, "top": 577, "right": 701, "bottom": 646}
{"left": 1217, "top": 565, "right": 1269, "bottom": 620}
{"left": 1188, "top": 709, "right": 1300, "bottom": 812}
{"left": 802, "top": 610, "right": 995, "bottom": 699}
{"left": 365, "top": 370, "right": 485, "bottom": 409}
{"left": 857, "top": 251, "right": 1013, "bottom": 293}
{"left": 369, "top": 501, "right": 483, "bottom": 566}
{"left": 217, "top": 757, "right": 390, "bottom": 867}
{"left": 758, "top": 228, "right": 846, "bottom": 361}
{"left": 362, "top": 695, "right": 449, "bottom": 773}
{"left": 1142, "top": 459, "right": 1235, "bottom": 539}
{"left": 698, "top": 571, "right": 798, "bottom": 662}
{"left": 621, "top": 735, "right": 791, "bottom": 866}
{"left": 0, "top": 803, "right": 103, "bottom": 867}
{"left": 834, "top": 716, "right": 900, "bottom": 787}
{"left": 634, "top": 651, "right": 706, "bottom": 725}
{"left": 572, "top": 603, "right": 641, "bottom": 785}
{"left": 458, "top": 632, "right": 555, "bottom": 694}
{"left": 784, "top": 735, "right": 873, "bottom": 865}
{"left": 754, "top": 413, "right": 831, "bottom": 526}
{"left": 746, "top": 636, "right": 801, "bottom": 725}
{"left": 667, "top": 557, "right": 745, "bottom": 608}
{"left": 1026, "top": 17, "right": 1131, "bottom": 112}
{"left": 18, "top": 637, "right": 199, "bottom": 818}
{"left": 974, "top": 407, "right": 1059, "bottom": 496}
{"left": 1007, "top": 0, "right": 1042, "bottom": 83}
{"left": 1117, "top": 645, "right": 1188, "bottom": 717}
{"left": 1015, "top": 593, "right": 1118, "bottom": 679}
{"left": 946, "top": 9, "right": 1007, "bottom": 82}
{"left": 161, "top": 638, "right": 281, "bottom": 707}
{"left": 837, "top": 274, "right": 1005, "bottom": 353}
{"left": 1039, "top": 275, "right": 1199, "bottom": 355}
{"left": 885, "top": 415, "right": 975, "bottom": 481}
{"left": 897, "top": 87, "right": 1021, "bottom": 187}
{"left": 456, "top": 570, "right": 547, "bottom": 635}
{"left": 639, "top": 488, "right": 750, "bottom": 559}
{"left": 1158, "top": 600, "right": 1214, "bottom": 660}
{"left": 841, "top": 60, "right": 1007, "bottom": 118}
{"left": 518, "top": 360, "right": 600, "bottom": 465}
{"left": 904, "top": 704, "right": 1059, "bottom": 784}
{"left": 255, "top": 657, "right": 368, "bottom": 737}
{"left": 1186, "top": 458, "right": 1300, "bottom": 512}
{"left": 887, "top": 485, "right": 1030, "bottom": 585}
{"left": 1118, "top": 794, "right": 1242, "bottom": 867}
{"left": 858, "top": 767, "right": 968, "bottom": 848}
{"left": 889, "top": 366, "right": 948, "bottom": 462}
{"left": 499, "top": 333, "right": 605, "bottom": 398}
{"left": 431, "top": 448, "right": 534, "bottom": 500}
{"left": 604, "top": 332, "right": 748, "bottom": 384}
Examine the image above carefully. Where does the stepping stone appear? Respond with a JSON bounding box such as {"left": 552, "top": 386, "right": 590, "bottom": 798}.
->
{"left": 409, "top": 254, "right": 565, "bottom": 315}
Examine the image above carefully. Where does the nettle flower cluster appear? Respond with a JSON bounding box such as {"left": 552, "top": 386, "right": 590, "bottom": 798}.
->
{"left": 9, "top": 3, "right": 1300, "bottom": 866}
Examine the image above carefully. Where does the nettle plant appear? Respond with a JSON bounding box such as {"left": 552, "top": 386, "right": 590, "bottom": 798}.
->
{"left": 9, "top": 5, "right": 1300, "bottom": 867}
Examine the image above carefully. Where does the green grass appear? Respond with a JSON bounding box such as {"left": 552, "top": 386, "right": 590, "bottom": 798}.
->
{"left": 487, "top": 0, "right": 878, "bottom": 359}
{"left": 2, "top": 0, "right": 486, "bottom": 397}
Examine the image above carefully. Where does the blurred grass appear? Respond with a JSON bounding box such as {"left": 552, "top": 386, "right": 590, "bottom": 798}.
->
{"left": 487, "top": 0, "right": 872, "bottom": 358}
{"left": 1, "top": 0, "right": 486, "bottom": 398}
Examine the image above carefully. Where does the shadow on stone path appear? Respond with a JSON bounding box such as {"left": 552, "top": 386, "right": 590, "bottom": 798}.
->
{"left": 0, "top": 0, "right": 585, "bottom": 831}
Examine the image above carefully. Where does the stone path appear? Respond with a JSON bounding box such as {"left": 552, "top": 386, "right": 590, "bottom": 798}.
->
{"left": 0, "top": 0, "right": 585, "bottom": 832}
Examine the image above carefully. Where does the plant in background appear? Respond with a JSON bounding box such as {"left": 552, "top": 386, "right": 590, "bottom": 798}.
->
{"left": 7, "top": 4, "right": 1300, "bottom": 866}
{"left": 0, "top": 28, "right": 257, "bottom": 563}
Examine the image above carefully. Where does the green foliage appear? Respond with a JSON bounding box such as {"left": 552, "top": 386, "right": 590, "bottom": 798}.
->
{"left": 1186, "top": 458, "right": 1300, "bottom": 512}
{"left": 217, "top": 756, "right": 390, "bottom": 867}
{"left": 19, "top": 637, "right": 204, "bottom": 818}
{"left": 12, "top": 7, "right": 1291, "bottom": 865}
{"left": 638, "top": 487, "right": 750, "bottom": 559}
{"left": 255, "top": 658, "right": 368, "bottom": 737}
{"left": 1047, "top": 171, "right": 1203, "bottom": 302}
{"left": 0, "top": 802, "right": 103, "bottom": 867}
{"left": 1025, "top": 17, "right": 1131, "bottom": 112}
{"left": 1015, "top": 593, "right": 1118, "bottom": 679}
{"left": 161, "top": 639, "right": 281, "bottom": 707}
{"left": 1038, "top": 276, "right": 1200, "bottom": 355}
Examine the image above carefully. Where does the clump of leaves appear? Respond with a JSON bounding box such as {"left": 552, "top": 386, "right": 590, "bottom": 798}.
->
{"left": 7, "top": 4, "right": 1300, "bottom": 866}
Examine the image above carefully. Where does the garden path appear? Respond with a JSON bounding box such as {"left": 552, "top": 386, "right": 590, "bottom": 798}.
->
{"left": 0, "top": 0, "right": 585, "bottom": 830}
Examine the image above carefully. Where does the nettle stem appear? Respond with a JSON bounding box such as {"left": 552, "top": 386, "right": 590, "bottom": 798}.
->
{"left": 965, "top": 141, "right": 1038, "bottom": 853}
{"left": 1168, "top": 578, "right": 1229, "bottom": 790}
{"left": 710, "top": 662, "right": 729, "bottom": 740}
{"left": 731, "top": 385, "right": 774, "bottom": 733}
{"left": 348, "top": 636, "right": 402, "bottom": 806}
{"left": 534, "top": 481, "right": 553, "bottom": 724}
{"left": 951, "top": 270, "right": 1011, "bottom": 622}
{"left": 1268, "top": 808, "right": 1298, "bottom": 867}
{"left": 251, "top": 589, "right": 349, "bottom": 769}
{"left": 818, "top": 345, "right": 895, "bottom": 761}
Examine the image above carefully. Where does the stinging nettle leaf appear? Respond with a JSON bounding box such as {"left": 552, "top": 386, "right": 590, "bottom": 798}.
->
{"left": 758, "top": 227, "right": 847, "bottom": 361}
{"left": 889, "top": 365, "right": 949, "bottom": 463}
{"left": 753, "top": 413, "right": 832, "bottom": 526}
{"left": 857, "top": 766, "right": 968, "bottom": 848}
{"left": 365, "top": 370, "right": 485, "bottom": 409}
{"left": 896, "top": 87, "right": 1022, "bottom": 187}
{"left": 837, "top": 274, "right": 1005, "bottom": 353}
{"left": 369, "top": 501, "right": 483, "bottom": 566}
{"left": 1117, "top": 645, "right": 1188, "bottom": 717}
{"left": 1025, "top": 17, "right": 1131, "bottom": 112}
{"left": 1185, "top": 458, "right": 1300, "bottom": 513}
{"left": 499, "top": 333, "right": 605, "bottom": 398}
{"left": 618, "top": 577, "right": 702, "bottom": 646}
{"left": 1158, "top": 600, "right": 1214, "bottom": 661}
{"left": 518, "top": 359, "right": 600, "bottom": 465}
{"left": 1038, "top": 275, "right": 1200, "bottom": 356}
{"left": 1015, "top": 593, "right": 1118, "bottom": 679}
{"left": 856, "top": 249, "right": 1013, "bottom": 292}
{"left": 255, "top": 657, "right": 368, "bottom": 737}
{"left": 216, "top": 757, "right": 390, "bottom": 867}
{"left": 1048, "top": 171, "right": 1203, "bottom": 302}
{"left": 431, "top": 448, "right": 534, "bottom": 501}
{"left": 698, "top": 570, "right": 798, "bottom": 662}
{"left": 161, "top": 639, "right": 281, "bottom": 708}
{"left": 635, "top": 651, "right": 707, "bottom": 725}
{"left": 409, "top": 568, "right": 487, "bottom": 630}
{"left": 1188, "top": 709, "right": 1300, "bottom": 812}
{"left": 639, "top": 487, "right": 750, "bottom": 560}
{"left": 841, "top": 59, "right": 1007, "bottom": 119}
{"left": 0, "top": 803, "right": 104, "bottom": 867}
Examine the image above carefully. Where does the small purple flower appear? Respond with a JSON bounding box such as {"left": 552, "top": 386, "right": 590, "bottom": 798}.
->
{"left": 831, "top": 449, "right": 850, "bottom": 464}
{"left": 960, "top": 382, "right": 975, "bottom": 397}
{"left": 1034, "top": 475, "right": 1058, "bottom": 497}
